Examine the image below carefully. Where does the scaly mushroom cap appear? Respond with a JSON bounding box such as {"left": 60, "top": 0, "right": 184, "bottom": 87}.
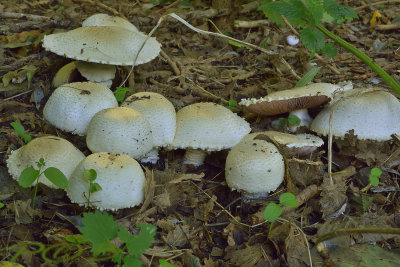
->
{"left": 75, "top": 61, "right": 116, "bottom": 83}
{"left": 42, "top": 26, "right": 161, "bottom": 66}
{"left": 66, "top": 152, "right": 145, "bottom": 211}
{"left": 170, "top": 102, "right": 251, "bottom": 151}
{"left": 239, "top": 83, "right": 342, "bottom": 115}
{"left": 82, "top": 13, "right": 139, "bottom": 32}
{"left": 7, "top": 136, "right": 85, "bottom": 188}
{"left": 310, "top": 88, "right": 400, "bottom": 141}
{"left": 86, "top": 107, "right": 154, "bottom": 159}
{"left": 43, "top": 82, "right": 118, "bottom": 136}
{"left": 122, "top": 92, "right": 176, "bottom": 147}
{"left": 225, "top": 137, "right": 284, "bottom": 194}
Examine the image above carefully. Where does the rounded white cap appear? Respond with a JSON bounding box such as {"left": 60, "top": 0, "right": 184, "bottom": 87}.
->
{"left": 225, "top": 137, "right": 284, "bottom": 194}
{"left": 43, "top": 82, "right": 118, "bottom": 136}
{"left": 310, "top": 89, "right": 400, "bottom": 141}
{"left": 66, "top": 152, "right": 145, "bottom": 211}
{"left": 7, "top": 136, "right": 85, "bottom": 188}
{"left": 82, "top": 13, "right": 139, "bottom": 32}
{"left": 86, "top": 107, "right": 154, "bottom": 159}
{"left": 122, "top": 92, "right": 176, "bottom": 147}
{"left": 170, "top": 102, "right": 251, "bottom": 151}
{"left": 42, "top": 26, "right": 161, "bottom": 66}
{"left": 75, "top": 61, "right": 116, "bottom": 83}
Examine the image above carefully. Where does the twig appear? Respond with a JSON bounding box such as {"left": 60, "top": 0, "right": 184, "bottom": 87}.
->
{"left": 160, "top": 49, "right": 181, "bottom": 76}
{"left": 234, "top": 20, "right": 270, "bottom": 28}
{"left": 1, "top": 90, "right": 33, "bottom": 102}
{"left": 156, "top": 0, "right": 183, "bottom": 14}
{"left": 73, "top": 0, "right": 127, "bottom": 19}
{"left": 281, "top": 184, "right": 319, "bottom": 215}
{"left": 0, "top": 12, "right": 50, "bottom": 21}
{"left": 354, "top": 0, "right": 400, "bottom": 11}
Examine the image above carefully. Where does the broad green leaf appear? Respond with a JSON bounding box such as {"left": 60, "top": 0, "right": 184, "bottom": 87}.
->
{"left": 44, "top": 167, "right": 68, "bottom": 189}
{"left": 0, "top": 202, "right": 4, "bottom": 209}
{"left": 10, "top": 122, "right": 25, "bottom": 136}
{"left": 287, "top": 114, "right": 301, "bottom": 126}
{"left": 89, "top": 182, "right": 102, "bottom": 194}
{"left": 160, "top": 259, "right": 176, "bottom": 267}
{"left": 279, "top": 192, "right": 299, "bottom": 207}
{"left": 228, "top": 99, "right": 237, "bottom": 107}
{"left": 21, "top": 133, "right": 32, "bottom": 144}
{"left": 300, "top": 27, "right": 325, "bottom": 56}
{"left": 263, "top": 0, "right": 308, "bottom": 21}
{"left": 123, "top": 254, "right": 143, "bottom": 267}
{"left": 307, "top": 0, "right": 324, "bottom": 26}
{"left": 83, "top": 169, "right": 97, "bottom": 182}
{"left": 295, "top": 67, "right": 321, "bottom": 87}
{"left": 80, "top": 211, "right": 119, "bottom": 255}
{"left": 118, "top": 223, "right": 157, "bottom": 257}
{"left": 369, "top": 175, "right": 379, "bottom": 187}
{"left": 19, "top": 167, "right": 39, "bottom": 188}
{"left": 272, "top": 117, "right": 288, "bottom": 130}
{"left": 263, "top": 202, "right": 282, "bottom": 223}
{"left": 324, "top": 0, "right": 358, "bottom": 24}
{"left": 322, "top": 42, "right": 338, "bottom": 58}
{"left": 258, "top": 1, "right": 286, "bottom": 26}
{"left": 114, "top": 87, "right": 133, "bottom": 103}
{"left": 370, "top": 167, "right": 382, "bottom": 177}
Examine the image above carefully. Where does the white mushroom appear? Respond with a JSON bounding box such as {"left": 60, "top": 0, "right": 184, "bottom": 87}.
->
{"left": 310, "top": 88, "right": 400, "bottom": 141}
{"left": 170, "top": 102, "right": 251, "bottom": 166}
{"left": 42, "top": 26, "right": 161, "bottom": 66}
{"left": 86, "top": 107, "right": 154, "bottom": 160}
{"left": 225, "top": 136, "right": 284, "bottom": 199}
{"left": 75, "top": 61, "right": 116, "bottom": 87}
{"left": 121, "top": 92, "right": 176, "bottom": 163}
{"left": 7, "top": 135, "right": 85, "bottom": 188}
{"left": 66, "top": 152, "right": 145, "bottom": 211}
{"left": 43, "top": 82, "right": 118, "bottom": 136}
{"left": 82, "top": 13, "right": 139, "bottom": 32}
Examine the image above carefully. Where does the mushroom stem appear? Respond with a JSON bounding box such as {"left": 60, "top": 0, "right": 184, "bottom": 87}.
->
{"left": 288, "top": 108, "right": 312, "bottom": 132}
{"left": 183, "top": 149, "right": 208, "bottom": 166}
{"left": 140, "top": 148, "right": 159, "bottom": 164}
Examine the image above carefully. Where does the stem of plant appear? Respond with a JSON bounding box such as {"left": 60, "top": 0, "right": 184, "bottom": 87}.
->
{"left": 32, "top": 174, "right": 40, "bottom": 209}
{"left": 316, "top": 24, "right": 400, "bottom": 95}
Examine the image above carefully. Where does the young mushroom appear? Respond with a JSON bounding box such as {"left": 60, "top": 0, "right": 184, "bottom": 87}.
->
{"left": 225, "top": 134, "right": 284, "bottom": 200}
{"left": 239, "top": 83, "right": 351, "bottom": 131}
{"left": 43, "top": 82, "right": 118, "bottom": 136}
{"left": 121, "top": 92, "right": 176, "bottom": 163}
{"left": 7, "top": 135, "right": 85, "bottom": 188}
{"left": 86, "top": 107, "right": 154, "bottom": 160}
{"left": 66, "top": 152, "right": 145, "bottom": 211}
{"left": 170, "top": 102, "right": 251, "bottom": 166}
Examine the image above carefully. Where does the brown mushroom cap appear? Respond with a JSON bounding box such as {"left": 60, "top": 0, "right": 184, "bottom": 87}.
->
{"left": 239, "top": 83, "right": 342, "bottom": 115}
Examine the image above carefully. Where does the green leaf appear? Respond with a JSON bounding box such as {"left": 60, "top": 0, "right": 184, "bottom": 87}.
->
{"left": 370, "top": 175, "right": 380, "bottom": 187}
{"left": 118, "top": 223, "right": 157, "bottom": 257}
{"left": 80, "top": 211, "right": 119, "bottom": 255}
{"left": 300, "top": 27, "right": 325, "bottom": 56}
{"left": 295, "top": 67, "right": 321, "bottom": 87}
{"left": 36, "top": 158, "right": 45, "bottom": 168}
{"left": 160, "top": 259, "right": 176, "bottom": 267}
{"left": 322, "top": 42, "right": 337, "bottom": 58}
{"left": 324, "top": 0, "right": 358, "bottom": 24}
{"left": 263, "top": 0, "right": 308, "bottom": 21}
{"left": 263, "top": 202, "right": 282, "bottom": 223}
{"left": 44, "top": 167, "right": 68, "bottom": 189}
{"left": 272, "top": 117, "right": 288, "bottom": 130}
{"left": 228, "top": 99, "right": 237, "bottom": 107}
{"left": 279, "top": 192, "right": 299, "bottom": 207}
{"left": 83, "top": 169, "right": 97, "bottom": 182}
{"left": 64, "top": 234, "right": 86, "bottom": 244}
{"left": 10, "top": 121, "right": 25, "bottom": 136}
{"left": 0, "top": 202, "right": 4, "bottom": 209}
{"left": 258, "top": 1, "right": 286, "bottom": 26}
{"left": 18, "top": 167, "right": 40, "bottom": 188}
{"left": 21, "top": 133, "right": 32, "bottom": 144}
{"left": 89, "top": 182, "right": 102, "bottom": 193}
{"left": 307, "top": 0, "right": 324, "bottom": 26}
{"left": 114, "top": 87, "right": 133, "bottom": 103}
{"left": 123, "top": 254, "right": 143, "bottom": 267}
{"left": 287, "top": 114, "right": 301, "bottom": 126}
{"left": 370, "top": 168, "right": 382, "bottom": 177}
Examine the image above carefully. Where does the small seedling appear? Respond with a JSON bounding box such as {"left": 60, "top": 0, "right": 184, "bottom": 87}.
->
{"left": 295, "top": 67, "right": 321, "bottom": 87}
{"left": 226, "top": 99, "right": 238, "bottom": 111}
{"left": 114, "top": 87, "right": 134, "bottom": 103}
{"left": 272, "top": 114, "right": 301, "bottom": 130}
{"left": 82, "top": 169, "right": 102, "bottom": 208}
{"left": 0, "top": 202, "right": 4, "bottom": 209}
{"left": 264, "top": 192, "right": 299, "bottom": 234}
{"left": 19, "top": 158, "right": 68, "bottom": 208}
{"left": 10, "top": 121, "right": 31, "bottom": 145}
{"left": 79, "top": 211, "right": 157, "bottom": 266}
{"left": 361, "top": 167, "right": 382, "bottom": 193}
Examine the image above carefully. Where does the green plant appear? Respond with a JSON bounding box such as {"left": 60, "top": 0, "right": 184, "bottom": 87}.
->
{"left": 226, "top": 99, "right": 238, "bottom": 111}
{"left": 272, "top": 114, "right": 301, "bottom": 130}
{"left": 259, "top": 0, "right": 400, "bottom": 95}
{"left": 10, "top": 121, "right": 31, "bottom": 145}
{"left": 79, "top": 211, "right": 157, "bottom": 266}
{"left": 360, "top": 167, "right": 382, "bottom": 193}
{"left": 0, "top": 202, "right": 4, "bottom": 209}
{"left": 82, "top": 169, "right": 102, "bottom": 207}
{"left": 295, "top": 67, "right": 321, "bottom": 87}
{"left": 264, "top": 192, "right": 299, "bottom": 234}
{"left": 114, "top": 87, "right": 134, "bottom": 103}
{"left": 19, "top": 158, "right": 68, "bottom": 208}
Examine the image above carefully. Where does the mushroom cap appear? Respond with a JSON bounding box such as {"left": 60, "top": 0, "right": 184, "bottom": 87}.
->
{"left": 6, "top": 136, "right": 85, "bottom": 188}
{"left": 242, "top": 131, "right": 323, "bottom": 148}
{"left": 170, "top": 102, "right": 251, "bottom": 151}
{"left": 239, "top": 83, "right": 343, "bottom": 115}
{"left": 86, "top": 107, "right": 154, "bottom": 159}
{"left": 310, "top": 88, "right": 400, "bottom": 141}
{"left": 82, "top": 13, "right": 139, "bottom": 32}
{"left": 75, "top": 61, "right": 116, "bottom": 82}
{"left": 66, "top": 152, "right": 145, "bottom": 211}
{"left": 225, "top": 137, "right": 284, "bottom": 194}
{"left": 121, "top": 92, "right": 176, "bottom": 147}
{"left": 43, "top": 82, "right": 118, "bottom": 136}
{"left": 42, "top": 26, "right": 161, "bottom": 66}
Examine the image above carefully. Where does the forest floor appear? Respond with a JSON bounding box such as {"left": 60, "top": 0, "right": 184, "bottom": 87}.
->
{"left": 0, "top": 0, "right": 400, "bottom": 266}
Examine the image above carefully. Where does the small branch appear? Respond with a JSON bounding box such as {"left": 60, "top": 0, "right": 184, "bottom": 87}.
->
{"left": 281, "top": 184, "right": 319, "bottom": 215}
{"left": 73, "top": 0, "right": 127, "bottom": 19}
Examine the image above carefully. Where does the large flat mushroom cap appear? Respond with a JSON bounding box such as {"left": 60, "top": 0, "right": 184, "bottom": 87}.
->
{"left": 7, "top": 136, "right": 85, "bottom": 188}
{"left": 42, "top": 26, "right": 161, "bottom": 66}
{"left": 239, "top": 83, "right": 343, "bottom": 115}
{"left": 310, "top": 88, "right": 400, "bottom": 141}
{"left": 82, "top": 13, "right": 139, "bottom": 32}
{"left": 170, "top": 102, "right": 251, "bottom": 151}
{"left": 66, "top": 152, "right": 145, "bottom": 211}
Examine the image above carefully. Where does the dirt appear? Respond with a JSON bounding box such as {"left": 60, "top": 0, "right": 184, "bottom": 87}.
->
{"left": 0, "top": 0, "right": 400, "bottom": 266}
